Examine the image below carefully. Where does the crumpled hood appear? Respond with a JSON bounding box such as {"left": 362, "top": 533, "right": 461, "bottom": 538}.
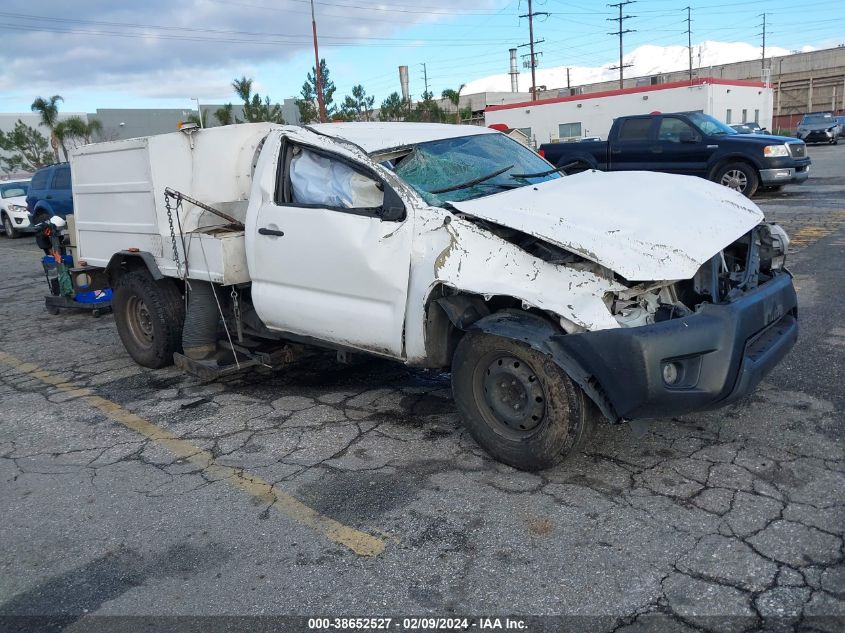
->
{"left": 448, "top": 170, "right": 764, "bottom": 281}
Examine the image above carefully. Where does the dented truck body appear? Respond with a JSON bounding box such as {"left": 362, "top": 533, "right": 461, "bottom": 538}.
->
{"left": 71, "top": 122, "right": 797, "bottom": 469}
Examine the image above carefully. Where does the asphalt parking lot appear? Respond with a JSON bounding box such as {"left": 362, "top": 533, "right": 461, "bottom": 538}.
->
{"left": 1, "top": 146, "right": 843, "bottom": 632}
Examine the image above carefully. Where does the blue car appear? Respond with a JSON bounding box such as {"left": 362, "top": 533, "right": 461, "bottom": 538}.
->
{"left": 26, "top": 163, "right": 74, "bottom": 225}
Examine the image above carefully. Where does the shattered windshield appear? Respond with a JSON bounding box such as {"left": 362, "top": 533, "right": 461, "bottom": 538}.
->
{"left": 388, "top": 133, "right": 560, "bottom": 206}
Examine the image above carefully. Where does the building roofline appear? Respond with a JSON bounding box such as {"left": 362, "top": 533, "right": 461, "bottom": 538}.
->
{"left": 485, "top": 77, "right": 768, "bottom": 112}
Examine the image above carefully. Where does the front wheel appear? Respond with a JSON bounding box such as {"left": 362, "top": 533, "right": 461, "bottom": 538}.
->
{"left": 2, "top": 214, "right": 19, "bottom": 239}
{"left": 113, "top": 270, "right": 185, "bottom": 368}
{"left": 451, "top": 330, "right": 597, "bottom": 471}
{"left": 714, "top": 162, "right": 759, "bottom": 198}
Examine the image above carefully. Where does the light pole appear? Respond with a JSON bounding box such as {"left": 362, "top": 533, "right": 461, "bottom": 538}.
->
{"left": 191, "top": 97, "right": 204, "bottom": 128}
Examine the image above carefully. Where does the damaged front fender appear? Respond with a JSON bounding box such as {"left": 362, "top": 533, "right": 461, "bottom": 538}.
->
{"left": 431, "top": 216, "right": 625, "bottom": 332}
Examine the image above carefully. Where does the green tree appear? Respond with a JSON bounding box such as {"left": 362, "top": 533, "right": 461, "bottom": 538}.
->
{"left": 340, "top": 84, "right": 375, "bottom": 122}
{"left": 214, "top": 104, "right": 234, "bottom": 126}
{"left": 378, "top": 92, "right": 406, "bottom": 122}
{"left": 408, "top": 92, "right": 448, "bottom": 123}
{"left": 0, "top": 120, "right": 54, "bottom": 173}
{"left": 31, "top": 95, "right": 64, "bottom": 161}
{"left": 55, "top": 116, "right": 103, "bottom": 150}
{"left": 296, "top": 59, "right": 337, "bottom": 123}
{"left": 441, "top": 85, "right": 465, "bottom": 123}
{"left": 231, "top": 76, "right": 284, "bottom": 123}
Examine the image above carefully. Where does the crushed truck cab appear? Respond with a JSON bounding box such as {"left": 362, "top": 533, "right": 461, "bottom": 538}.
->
{"left": 70, "top": 122, "right": 797, "bottom": 470}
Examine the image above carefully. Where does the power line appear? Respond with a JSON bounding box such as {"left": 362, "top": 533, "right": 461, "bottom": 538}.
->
{"left": 607, "top": 1, "right": 636, "bottom": 89}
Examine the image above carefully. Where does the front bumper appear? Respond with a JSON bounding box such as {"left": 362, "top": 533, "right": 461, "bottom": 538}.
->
{"left": 2, "top": 209, "right": 33, "bottom": 232}
{"left": 759, "top": 166, "right": 810, "bottom": 185}
{"left": 801, "top": 130, "right": 836, "bottom": 143}
{"left": 550, "top": 272, "right": 798, "bottom": 420}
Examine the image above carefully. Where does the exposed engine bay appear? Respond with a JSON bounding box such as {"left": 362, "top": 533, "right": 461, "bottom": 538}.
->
{"left": 458, "top": 214, "right": 790, "bottom": 331}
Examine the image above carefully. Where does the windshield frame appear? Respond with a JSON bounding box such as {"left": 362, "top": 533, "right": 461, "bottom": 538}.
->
{"left": 685, "top": 112, "right": 738, "bottom": 136}
{"left": 376, "top": 132, "right": 560, "bottom": 207}
{"left": 0, "top": 183, "right": 29, "bottom": 199}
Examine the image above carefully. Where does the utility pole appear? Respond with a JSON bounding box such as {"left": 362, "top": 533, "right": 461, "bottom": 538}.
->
{"left": 310, "top": 0, "right": 327, "bottom": 123}
{"left": 519, "top": 0, "right": 549, "bottom": 101}
{"left": 685, "top": 7, "right": 693, "bottom": 82}
{"left": 758, "top": 12, "right": 767, "bottom": 71}
{"left": 421, "top": 63, "right": 430, "bottom": 98}
{"left": 567, "top": 67, "right": 571, "bottom": 90}
{"left": 607, "top": 1, "right": 636, "bottom": 90}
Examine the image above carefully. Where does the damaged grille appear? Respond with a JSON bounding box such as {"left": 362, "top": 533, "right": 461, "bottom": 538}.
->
{"left": 787, "top": 143, "right": 805, "bottom": 158}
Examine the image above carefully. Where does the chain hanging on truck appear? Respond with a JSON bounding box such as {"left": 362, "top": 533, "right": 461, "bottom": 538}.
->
{"left": 164, "top": 191, "right": 184, "bottom": 280}
{"left": 231, "top": 286, "right": 243, "bottom": 343}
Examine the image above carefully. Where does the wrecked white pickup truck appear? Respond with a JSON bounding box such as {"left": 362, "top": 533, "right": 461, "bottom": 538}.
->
{"left": 68, "top": 122, "right": 797, "bottom": 470}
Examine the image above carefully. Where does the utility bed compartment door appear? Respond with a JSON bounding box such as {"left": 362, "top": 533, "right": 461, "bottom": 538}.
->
{"left": 247, "top": 134, "right": 412, "bottom": 358}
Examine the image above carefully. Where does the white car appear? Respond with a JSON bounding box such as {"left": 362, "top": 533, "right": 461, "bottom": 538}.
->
{"left": 0, "top": 180, "right": 32, "bottom": 239}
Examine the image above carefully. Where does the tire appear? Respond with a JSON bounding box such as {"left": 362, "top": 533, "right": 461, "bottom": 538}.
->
{"left": 714, "top": 162, "right": 759, "bottom": 198}
{"left": 451, "top": 329, "right": 597, "bottom": 471}
{"left": 2, "top": 214, "right": 19, "bottom": 239}
{"left": 113, "top": 269, "right": 185, "bottom": 368}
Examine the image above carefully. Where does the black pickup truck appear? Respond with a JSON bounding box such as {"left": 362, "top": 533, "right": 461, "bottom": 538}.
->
{"left": 539, "top": 112, "right": 811, "bottom": 197}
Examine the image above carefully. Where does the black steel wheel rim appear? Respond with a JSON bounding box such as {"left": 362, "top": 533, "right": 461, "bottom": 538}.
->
{"left": 473, "top": 351, "right": 547, "bottom": 439}
{"left": 126, "top": 295, "right": 154, "bottom": 347}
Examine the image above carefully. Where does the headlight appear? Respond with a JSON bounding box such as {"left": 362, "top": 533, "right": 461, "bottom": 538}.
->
{"left": 760, "top": 224, "right": 789, "bottom": 271}
{"left": 763, "top": 145, "right": 789, "bottom": 157}
{"left": 7, "top": 204, "right": 27, "bottom": 213}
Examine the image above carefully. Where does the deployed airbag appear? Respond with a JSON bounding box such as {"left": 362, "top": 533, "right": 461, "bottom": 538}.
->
{"left": 291, "top": 148, "right": 384, "bottom": 209}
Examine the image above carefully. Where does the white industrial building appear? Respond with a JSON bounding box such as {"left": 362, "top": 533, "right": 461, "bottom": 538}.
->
{"left": 484, "top": 78, "right": 774, "bottom": 146}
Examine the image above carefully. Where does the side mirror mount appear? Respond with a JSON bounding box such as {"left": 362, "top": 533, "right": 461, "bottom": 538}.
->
{"left": 679, "top": 130, "right": 699, "bottom": 143}
{"left": 381, "top": 186, "right": 406, "bottom": 222}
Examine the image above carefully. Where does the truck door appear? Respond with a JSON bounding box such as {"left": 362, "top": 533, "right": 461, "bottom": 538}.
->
{"left": 651, "top": 116, "right": 711, "bottom": 177}
{"left": 53, "top": 165, "right": 73, "bottom": 215}
{"left": 608, "top": 117, "right": 657, "bottom": 171}
{"left": 247, "top": 137, "right": 413, "bottom": 358}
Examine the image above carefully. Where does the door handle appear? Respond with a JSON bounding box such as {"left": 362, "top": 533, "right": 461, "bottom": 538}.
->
{"left": 45, "top": 195, "right": 53, "bottom": 199}
{"left": 258, "top": 227, "right": 284, "bottom": 237}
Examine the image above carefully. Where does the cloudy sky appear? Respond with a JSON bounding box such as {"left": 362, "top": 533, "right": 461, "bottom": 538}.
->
{"left": 0, "top": 0, "right": 841, "bottom": 114}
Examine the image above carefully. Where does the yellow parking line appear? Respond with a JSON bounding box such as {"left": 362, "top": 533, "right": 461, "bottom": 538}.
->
{"left": 0, "top": 351, "right": 385, "bottom": 557}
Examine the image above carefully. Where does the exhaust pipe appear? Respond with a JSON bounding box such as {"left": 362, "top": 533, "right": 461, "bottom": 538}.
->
{"left": 182, "top": 281, "right": 219, "bottom": 360}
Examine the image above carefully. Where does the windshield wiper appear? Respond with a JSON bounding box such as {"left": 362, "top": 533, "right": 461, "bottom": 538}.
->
{"left": 429, "top": 164, "right": 514, "bottom": 194}
{"left": 510, "top": 160, "right": 584, "bottom": 179}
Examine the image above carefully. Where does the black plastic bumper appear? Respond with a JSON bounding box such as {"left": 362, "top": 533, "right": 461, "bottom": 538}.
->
{"left": 548, "top": 272, "right": 798, "bottom": 420}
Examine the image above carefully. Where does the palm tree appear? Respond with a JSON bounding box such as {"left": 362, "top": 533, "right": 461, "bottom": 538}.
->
{"left": 55, "top": 116, "right": 103, "bottom": 152}
{"left": 31, "top": 95, "right": 64, "bottom": 162}
{"left": 441, "top": 85, "right": 465, "bottom": 124}
{"left": 214, "top": 104, "right": 234, "bottom": 126}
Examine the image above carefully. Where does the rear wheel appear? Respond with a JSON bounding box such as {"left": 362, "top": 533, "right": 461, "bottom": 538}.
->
{"left": 451, "top": 330, "right": 596, "bottom": 471}
{"left": 714, "top": 162, "right": 759, "bottom": 198}
{"left": 113, "top": 269, "right": 185, "bottom": 368}
{"left": 2, "top": 214, "right": 19, "bottom": 239}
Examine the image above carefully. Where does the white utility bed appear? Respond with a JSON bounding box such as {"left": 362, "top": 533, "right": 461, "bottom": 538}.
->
{"left": 70, "top": 123, "right": 278, "bottom": 285}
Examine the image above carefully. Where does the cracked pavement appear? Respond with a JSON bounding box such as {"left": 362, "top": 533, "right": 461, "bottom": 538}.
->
{"left": 1, "top": 145, "right": 843, "bottom": 632}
